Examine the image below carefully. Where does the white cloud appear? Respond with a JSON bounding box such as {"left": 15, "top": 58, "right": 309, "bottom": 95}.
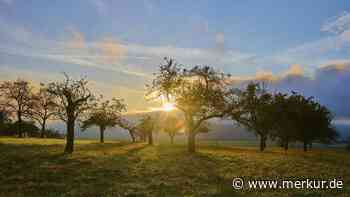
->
{"left": 0, "top": 20, "right": 256, "bottom": 79}
{"left": 215, "top": 32, "right": 225, "bottom": 53}
{"left": 90, "top": 0, "right": 108, "bottom": 15}
{"left": 321, "top": 11, "right": 350, "bottom": 34}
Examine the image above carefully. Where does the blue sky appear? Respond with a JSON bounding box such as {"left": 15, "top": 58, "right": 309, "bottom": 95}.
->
{"left": 1, "top": 0, "right": 350, "bottom": 115}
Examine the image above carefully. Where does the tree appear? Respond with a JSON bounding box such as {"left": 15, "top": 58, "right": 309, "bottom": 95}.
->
{"left": 147, "top": 58, "right": 232, "bottom": 152}
{"left": 8, "top": 120, "right": 39, "bottom": 137}
{"left": 162, "top": 114, "right": 183, "bottom": 144}
{"left": 269, "top": 93, "right": 297, "bottom": 151}
{"left": 30, "top": 84, "right": 57, "bottom": 138}
{"left": 289, "top": 92, "right": 337, "bottom": 151}
{"left": 47, "top": 74, "right": 94, "bottom": 154}
{"left": 233, "top": 83, "right": 275, "bottom": 151}
{"left": 0, "top": 79, "right": 34, "bottom": 137}
{"left": 137, "top": 115, "right": 157, "bottom": 145}
{"left": 115, "top": 117, "right": 139, "bottom": 142}
{"left": 81, "top": 97, "right": 126, "bottom": 143}
{"left": 0, "top": 110, "right": 11, "bottom": 136}
{"left": 196, "top": 120, "right": 211, "bottom": 134}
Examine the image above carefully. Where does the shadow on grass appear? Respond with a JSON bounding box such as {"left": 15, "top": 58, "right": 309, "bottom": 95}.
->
{"left": 0, "top": 141, "right": 148, "bottom": 197}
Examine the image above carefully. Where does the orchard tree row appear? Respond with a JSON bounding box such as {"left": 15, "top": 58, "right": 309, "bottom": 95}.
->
{"left": 0, "top": 58, "right": 338, "bottom": 153}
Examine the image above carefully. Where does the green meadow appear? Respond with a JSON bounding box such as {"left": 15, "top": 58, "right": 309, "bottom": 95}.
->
{"left": 0, "top": 137, "right": 349, "bottom": 197}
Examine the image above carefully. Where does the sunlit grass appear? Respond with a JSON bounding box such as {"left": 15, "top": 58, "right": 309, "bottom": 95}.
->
{"left": 0, "top": 137, "right": 349, "bottom": 196}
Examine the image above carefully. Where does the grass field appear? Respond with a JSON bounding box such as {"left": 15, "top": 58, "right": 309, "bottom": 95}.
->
{"left": 0, "top": 137, "right": 349, "bottom": 196}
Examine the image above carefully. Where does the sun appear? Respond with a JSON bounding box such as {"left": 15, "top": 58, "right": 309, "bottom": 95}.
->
{"left": 162, "top": 102, "right": 176, "bottom": 112}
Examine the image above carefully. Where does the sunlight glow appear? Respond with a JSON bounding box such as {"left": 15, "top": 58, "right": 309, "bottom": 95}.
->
{"left": 162, "top": 102, "right": 176, "bottom": 112}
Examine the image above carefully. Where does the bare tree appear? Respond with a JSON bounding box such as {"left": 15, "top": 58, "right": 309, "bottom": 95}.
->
{"left": 0, "top": 79, "right": 34, "bottom": 137}
{"left": 47, "top": 74, "right": 94, "bottom": 154}
{"left": 81, "top": 97, "right": 126, "bottom": 143}
{"left": 147, "top": 58, "right": 233, "bottom": 152}
{"left": 30, "top": 84, "right": 57, "bottom": 138}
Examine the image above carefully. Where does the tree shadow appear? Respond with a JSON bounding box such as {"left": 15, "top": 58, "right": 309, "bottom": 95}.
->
{"left": 0, "top": 141, "right": 149, "bottom": 197}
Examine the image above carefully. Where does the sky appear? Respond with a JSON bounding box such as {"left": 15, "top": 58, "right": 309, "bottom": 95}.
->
{"left": 1, "top": 0, "right": 350, "bottom": 120}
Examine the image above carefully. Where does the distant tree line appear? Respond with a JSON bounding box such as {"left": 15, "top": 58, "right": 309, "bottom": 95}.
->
{"left": 0, "top": 111, "right": 63, "bottom": 138}
{"left": 234, "top": 83, "right": 338, "bottom": 152}
{"left": 0, "top": 57, "right": 341, "bottom": 154}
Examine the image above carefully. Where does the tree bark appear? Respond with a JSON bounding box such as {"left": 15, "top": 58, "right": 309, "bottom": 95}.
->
{"left": 284, "top": 139, "right": 289, "bottom": 151}
{"left": 100, "top": 127, "right": 105, "bottom": 143}
{"left": 64, "top": 116, "right": 75, "bottom": 154}
{"left": 260, "top": 135, "right": 266, "bottom": 152}
{"left": 260, "top": 136, "right": 265, "bottom": 152}
{"left": 129, "top": 130, "right": 136, "bottom": 142}
{"left": 17, "top": 111, "right": 23, "bottom": 138}
{"left": 40, "top": 119, "right": 46, "bottom": 138}
{"left": 170, "top": 135, "right": 174, "bottom": 145}
{"left": 188, "top": 130, "right": 196, "bottom": 153}
{"left": 303, "top": 141, "right": 308, "bottom": 152}
{"left": 148, "top": 130, "right": 153, "bottom": 145}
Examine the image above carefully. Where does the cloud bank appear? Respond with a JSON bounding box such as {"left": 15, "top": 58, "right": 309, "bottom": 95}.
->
{"left": 233, "top": 61, "right": 350, "bottom": 118}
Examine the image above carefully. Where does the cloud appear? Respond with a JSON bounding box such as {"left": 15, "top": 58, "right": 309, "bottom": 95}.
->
{"left": 143, "top": 0, "right": 155, "bottom": 13}
{"left": 194, "top": 21, "right": 209, "bottom": 34}
{"left": 97, "top": 38, "right": 126, "bottom": 64}
{"left": 65, "top": 29, "right": 86, "bottom": 49}
{"left": 0, "top": 19, "right": 256, "bottom": 78}
{"left": 90, "top": 0, "right": 108, "bottom": 15}
{"left": 321, "top": 11, "right": 350, "bottom": 34}
{"left": 230, "top": 60, "right": 350, "bottom": 118}
{"left": 215, "top": 32, "right": 225, "bottom": 53}
{"left": 267, "top": 11, "right": 350, "bottom": 66}
{"left": 284, "top": 64, "right": 304, "bottom": 76}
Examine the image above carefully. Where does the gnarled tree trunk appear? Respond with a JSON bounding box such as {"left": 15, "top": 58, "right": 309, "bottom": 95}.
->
{"left": 100, "top": 126, "right": 105, "bottom": 143}
{"left": 186, "top": 115, "right": 197, "bottom": 153}
{"left": 129, "top": 130, "right": 136, "bottom": 142}
{"left": 64, "top": 114, "right": 75, "bottom": 154}
{"left": 40, "top": 119, "right": 46, "bottom": 138}
{"left": 17, "top": 111, "right": 23, "bottom": 138}
{"left": 148, "top": 130, "right": 153, "bottom": 145}
{"left": 260, "top": 135, "right": 267, "bottom": 152}
{"left": 188, "top": 130, "right": 196, "bottom": 153}
{"left": 303, "top": 141, "right": 308, "bottom": 152}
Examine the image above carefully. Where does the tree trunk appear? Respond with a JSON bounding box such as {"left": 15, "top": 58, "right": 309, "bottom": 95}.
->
{"left": 263, "top": 138, "right": 266, "bottom": 150}
{"left": 284, "top": 140, "right": 289, "bottom": 151}
{"left": 170, "top": 135, "right": 174, "bottom": 145}
{"left": 64, "top": 117, "right": 75, "bottom": 154}
{"left": 100, "top": 127, "right": 105, "bottom": 143}
{"left": 259, "top": 135, "right": 266, "bottom": 152}
{"left": 129, "top": 130, "right": 136, "bottom": 142}
{"left": 17, "top": 111, "right": 23, "bottom": 138}
{"left": 303, "top": 141, "right": 308, "bottom": 152}
{"left": 148, "top": 130, "right": 153, "bottom": 145}
{"left": 188, "top": 130, "right": 196, "bottom": 153}
{"left": 40, "top": 119, "right": 46, "bottom": 138}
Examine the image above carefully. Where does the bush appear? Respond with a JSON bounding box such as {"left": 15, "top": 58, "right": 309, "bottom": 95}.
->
{"left": 45, "top": 128, "right": 64, "bottom": 139}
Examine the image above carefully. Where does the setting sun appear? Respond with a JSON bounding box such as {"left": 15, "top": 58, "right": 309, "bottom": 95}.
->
{"left": 162, "top": 102, "right": 176, "bottom": 112}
